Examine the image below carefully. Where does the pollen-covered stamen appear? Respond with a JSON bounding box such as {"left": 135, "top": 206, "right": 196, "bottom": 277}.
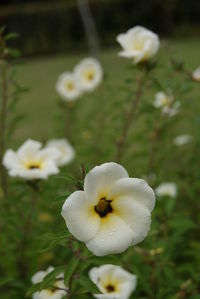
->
{"left": 106, "top": 284, "right": 115, "bottom": 293}
{"left": 95, "top": 197, "right": 113, "bottom": 218}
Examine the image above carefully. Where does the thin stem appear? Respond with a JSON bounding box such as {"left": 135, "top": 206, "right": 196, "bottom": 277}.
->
{"left": 147, "top": 113, "right": 166, "bottom": 176}
{"left": 0, "top": 36, "right": 8, "bottom": 196}
{"left": 115, "top": 68, "right": 149, "bottom": 163}
{"left": 17, "top": 181, "right": 39, "bottom": 281}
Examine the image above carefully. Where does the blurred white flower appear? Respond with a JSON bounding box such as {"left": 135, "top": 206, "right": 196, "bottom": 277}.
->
{"left": 3, "top": 139, "right": 60, "bottom": 180}
{"left": 153, "top": 91, "right": 173, "bottom": 108}
{"left": 89, "top": 264, "right": 137, "bottom": 299}
{"left": 192, "top": 66, "right": 200, "bottom": 82}
{"left": 174, "top": 135, "right": 193, "bottom": 146}
{"left": 155, "top": 182, "right": 177, "bottom": 198}
{"left": 46, "top": 139, "right": 75, "bottom": 167}
{"left": 153, "top": 91, "right": 180, "bottom": 117}
{"left": 162, "top": 101, "right": 180, "bottom": 117}
{"left": 56, "top": 72, "right": 82, "bottom": 102}
{"left": 74, "top": 58, "right": 103, "bottom": 92}
{"left": 116, "top": 26, "right": 160, "bottom": 64}
{"left": 62, "top": 162, "right": 155, "bottom": 256}
{"left": 32, "top": 266, "right": 66, "bottom": 299}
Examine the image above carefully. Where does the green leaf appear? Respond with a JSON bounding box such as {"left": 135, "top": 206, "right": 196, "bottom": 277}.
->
{"left": 26, "top": 266, "right": 65, "bottom": 297}
{"left": 77, "top": 275, "right": 101, "bottom": 294}
{"left": 64, "top": 257, "right": 80, "bottom": 284}
{"left": 5, "top": 32, "right": 19, "bottom": 41}
{"left": 4, "top": 47, "right": 21, "bottom": 58}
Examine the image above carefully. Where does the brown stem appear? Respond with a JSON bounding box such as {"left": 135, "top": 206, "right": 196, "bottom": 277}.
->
{"left": 115, "top": 68, "right": 149, "bottom": 163}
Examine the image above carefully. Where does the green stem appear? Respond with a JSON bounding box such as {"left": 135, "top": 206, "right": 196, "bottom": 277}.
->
{"left": 17, "top": 181, "right": 39, "bottom": 281}
{"left": 115, "top": 68, "right": 149, "bottom": 163}
{"left": 0, "top": 38, "right": 8, "bottom": 196}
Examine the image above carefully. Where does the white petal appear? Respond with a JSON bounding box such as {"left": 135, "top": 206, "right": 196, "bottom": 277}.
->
{"left": 38, "top": 147, "right": 61, "bottom": 162}
{"left": 61, "top": 191, "right": 100, "bottom": 242}
{"left": 112, "top": 196, "right": 151, "bottom": 245}
{"left": 46, "top": 139, "right": 75, "bottom": 166}
{"left": 2, "top": 150, "right": 21, "bottom": 170}
{"left": 84, "top": 162, "right": 128, "bottom": 204}
{"left": 32, "top": 271, "right": 46, "bottom": 284}
{"left": 17, "top": 139, "right": 42, "bottom": 159}
{"left": 86, "top": 214, "right": 134, "bottom": 256}
{"left": 109, "top": 178, "right": 155, "bottom": 212}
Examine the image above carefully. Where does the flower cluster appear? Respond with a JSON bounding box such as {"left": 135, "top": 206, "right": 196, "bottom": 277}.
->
{"left": 3, "top": 138, "right": 75, "bottom": 180}
{"left": 32, "top": 264, "right": 137, "bottom": 299}
{"left": 56, "top": 57, "right": 103, "bottom": 102}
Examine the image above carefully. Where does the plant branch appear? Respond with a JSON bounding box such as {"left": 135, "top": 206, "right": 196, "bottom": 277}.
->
{"left": 115, "top": 67, "right": 149, "bottom": 163}
{"left": 0, "top": 35, "right": 8, "bottom": 196}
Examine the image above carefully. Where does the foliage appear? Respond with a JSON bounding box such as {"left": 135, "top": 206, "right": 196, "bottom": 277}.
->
{"left": 0, "top": 28, "right": 200, "bottom": 299}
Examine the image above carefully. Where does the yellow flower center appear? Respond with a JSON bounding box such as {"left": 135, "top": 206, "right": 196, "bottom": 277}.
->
{"left": 84, "top": 70, "right": 95, "bottom": 81}
{"left": 27, "top": 163, "right": 41, "bottom": 170}
{"left": 95, "top": 197, "right": 113, "bottom": 218}
{"left": 64, "top": 81, "right": 74, "bottom": 91}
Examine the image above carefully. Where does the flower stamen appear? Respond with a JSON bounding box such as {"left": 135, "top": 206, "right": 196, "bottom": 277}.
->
{"left": 95, "top": 197, "right": 113, "bottom": 218}
{"left": 106, "top": 284, "right": 115, "bottom": 293}
{"left": 27, "top": 164, "right": 40, "bottom": 169}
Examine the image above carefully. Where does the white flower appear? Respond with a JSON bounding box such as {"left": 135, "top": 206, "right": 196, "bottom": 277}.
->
{"left": 192, "top": 67, "right": 200, "bottom": 82}
{"left": 162, "top": 101, "right": 180, "bottom": 117}
{"left": 153, "top": 91, "right": 180, "bottom": 117}
{"left": 32, "top": 266, "right": 66, "bottom": 299}
{"left": 74, "top": 58, "right": 103, "bottom": 92}
{"left": 116, "top": 26, "right": 160, "bottom": 64}
{"left": 62, "top": 162, "right": 155, "bottom": 256}
{"left": 153, "top": 91, "right": 174, "bottom": 108}
{"left": 173, "top": 135, "right": 193, "bottom": 146}
{"left": 89, "top": 264, "right": 137, "bottom": 299}
{"left": 3, "top": 139, "right": 60, "bottom": 180}
{"left": 46, "top": 139, "right": 75, "bottom": 167}
{"left": 155, "top": 182, "right": 177, "bottom": 198}
{"left": 56, "top": 72, "right": 82, "bottom": 102}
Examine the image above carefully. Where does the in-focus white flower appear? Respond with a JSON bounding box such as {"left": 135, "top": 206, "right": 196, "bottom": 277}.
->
{"left": 173, "top": 135, "right": 193, "bottom": 146}
{"left": 32, "top": 266, "right": 66, "bottom": 299}
{"left": 62, "top": 162, "right": 155, "bottom": 256}
{"left": 56, "top": 72, "right": 82, "bottom": 102}
{"left": 155, "top": 182, "right": 177, "bottom": 198}
{"left": 74, "top": 58, "right": 103, "bottom": 92}
{"left": 192, "top": 67, "right": 200, "bottom": 82}
{"left": 46, "top": 139, "right": 75, "bottom": 167}
{"left": 116, "top": 26, "right": 160, "bottom": 64}
{"left": 153, "top": 91, "right": 180, "bottom": 117}
{"left": 89, "top": 264, "right": 137, "bottom": 299}
{"left": 3, "top": 139, "right": 60, "bottom": 180}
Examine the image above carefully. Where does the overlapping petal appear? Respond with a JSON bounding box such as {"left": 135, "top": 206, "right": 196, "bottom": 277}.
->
{"left": 62, "top": 191, "right": 100, "bottom": 242}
